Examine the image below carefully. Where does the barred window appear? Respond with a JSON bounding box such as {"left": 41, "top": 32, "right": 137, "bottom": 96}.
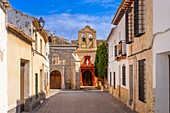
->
{"left": 138, "top": 59, "right": 146, "bottom": 102}
{"left": 122, "top": 64, "right": 126, "bottom": 86}
{"left": 134, "top": 0, "right": 145, "bottom": 37}
{"left": 125, "top": 8, "right": 133, "bottom": 44}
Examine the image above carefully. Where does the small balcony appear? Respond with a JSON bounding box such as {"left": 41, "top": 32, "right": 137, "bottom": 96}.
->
{"left": 118, "top": 40, "right": 126, "bottom": 59}
{"left": 114, "top": 45, "right": 120, "bottom": 61}
{"left": 114, "top": 40, "right": 126, "bottom": 61}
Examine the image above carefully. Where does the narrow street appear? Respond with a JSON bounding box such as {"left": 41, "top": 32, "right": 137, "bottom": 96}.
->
{"left": 32, "top": 89, "right": 137, "bottom": 113}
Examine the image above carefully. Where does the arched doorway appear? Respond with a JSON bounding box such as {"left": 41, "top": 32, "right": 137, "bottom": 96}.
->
{"left": 83, "top": 71, "right": 92, "bottom": 86}
{"left": 50, "top": 70, "right": 61, "bottom": 89}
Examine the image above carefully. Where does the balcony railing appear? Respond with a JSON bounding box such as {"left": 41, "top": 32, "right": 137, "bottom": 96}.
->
{"left": 115, "top": 40, "right": 126, "bottom": 60}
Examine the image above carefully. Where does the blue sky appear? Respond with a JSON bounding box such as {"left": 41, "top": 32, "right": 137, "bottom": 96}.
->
{"left": 9, "top": 0, "right": 121, "bottom": 41}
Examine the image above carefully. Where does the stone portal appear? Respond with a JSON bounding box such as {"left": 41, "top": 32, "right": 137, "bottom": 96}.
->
{"left": 50, "top": 70, "right": 61, "bottom": 89}
{"left": 80, "top": 55, "right": 97, "bottom": 86}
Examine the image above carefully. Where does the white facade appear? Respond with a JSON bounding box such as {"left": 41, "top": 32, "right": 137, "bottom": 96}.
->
{"left": 107, "top": 15, "right": 129, "bottom": 92}
{"left": 0, "top": 1, "right": 9, "bottom": 112}
{"left": 107, "top": 28, "right": 115, "bottom": 92}
{"left": 153, "top": 0, "right": 170, "bottom": 113}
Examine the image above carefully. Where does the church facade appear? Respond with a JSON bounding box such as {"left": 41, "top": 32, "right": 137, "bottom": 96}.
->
{"left": 49, "top": 25, "right": 105, "bottom": 89}
{"left": 50, "top": 36, "right": 80, "bottom": 89}
{"left": 72, "top": 25, "right": 100, "bottom": 87}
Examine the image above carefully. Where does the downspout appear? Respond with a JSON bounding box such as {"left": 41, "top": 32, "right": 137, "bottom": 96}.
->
{"left": 31, "top": 47, "right": 34, "bottom": 95}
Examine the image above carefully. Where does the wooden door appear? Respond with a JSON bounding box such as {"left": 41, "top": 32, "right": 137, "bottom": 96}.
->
{"left": 20, "top": 62, "right": 25, "bottom": 112}
{"left": 83, "top": 71, "right": 92, "bottom": 86}
{"left": 50, "top": 71, "right": 61, "bottom": 89}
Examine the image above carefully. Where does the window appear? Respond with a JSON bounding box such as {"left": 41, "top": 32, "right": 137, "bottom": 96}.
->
{"left": 122, "top": 64, "right": 126, "bottom": 86}
{"left": 134, "top": 0, "right": 145, "bottom": 37}
{"left": 110, "top": 72, "right": 112, "bottom": 86}
{"left": 138, "top": 59, "right": 146, "bottom": 102}
{"left": 114, "top": 45, "right": 117, "bottom": 58}
{"left": 40, "top": 39, "right": 42, "bottom": 54}
{"left": 35, "top": 73, "right": 38, "bottom": 97}
{"left": 126, "top": 8, "right": 133, "bottom": 44}
{"left": 35, "top": 34, "right": 37, "bottom": 50}
{"left": 113, "top": 72, "right": 116, "bottom": 89}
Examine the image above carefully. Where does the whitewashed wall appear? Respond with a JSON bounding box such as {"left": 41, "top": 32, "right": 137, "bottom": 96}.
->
{"left": 114, "top": 15, "right": 129, "bottom": 89}
{"left": 107, "top": 29, "right": 114, "bottom": 86}
{"left": 153, "top": 0, "right": 170, "bottom": 112}
{"left": 0, "top": 5, "right": 8, "bottom": 113}
{"left": 153, "top": 0, "right": 170, "bottom": 34}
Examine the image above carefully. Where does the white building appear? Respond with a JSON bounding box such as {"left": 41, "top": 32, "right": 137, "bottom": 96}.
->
{"left": 0, "top": 0, "right": 10, "bottom": 113}
{"left": 107, "top": 15, "right": 129, "bottom": 104}
{"left": 7, "top": 9, "right": 50, "bottom": 112}
{"left": 153, "top": 0, "right": 170, "bottom": 112}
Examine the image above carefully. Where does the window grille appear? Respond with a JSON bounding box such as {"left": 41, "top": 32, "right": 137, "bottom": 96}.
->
{"left": 134, "top": 0, "right": 145, "bottom": 37}
{"left": 138, "top": 59, "right": 146, "bottom": 102}
{"left": 122, "top": 64, "right": 126, "bottom": 86}
{"left": 126, "top": 8, "right": 133, "bottom": 44}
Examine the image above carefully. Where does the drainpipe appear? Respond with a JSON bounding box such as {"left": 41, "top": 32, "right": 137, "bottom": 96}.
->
{"left": 31, "top": 47, "right": 34, "bottom": 95}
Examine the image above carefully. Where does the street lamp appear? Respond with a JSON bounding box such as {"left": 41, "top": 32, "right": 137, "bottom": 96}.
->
{"left": 34, "top": 17, "right": 45, "bottom": 32}
{"left": 38, "top": 17, "right": 45, "bottom": 31}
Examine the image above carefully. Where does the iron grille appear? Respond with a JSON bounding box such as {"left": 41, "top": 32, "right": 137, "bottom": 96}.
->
{"left": 134, "top": 0, "right": 145, "bottom": 37}
{"left": 126, "top": 8, "right": 133, "bottom": 44}
{"left": 122, "top": 65, "right": 126, "bottom": 86}
{"left": 138, "top": 59, "right": 146, "bottom": 102}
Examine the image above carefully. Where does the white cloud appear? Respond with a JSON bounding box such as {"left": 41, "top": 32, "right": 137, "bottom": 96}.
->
{"left": 49, "top": 10, "right": 58, "bottom": 14}
{"left": 43, "top": 13, "right": 113, "bottom": 42}
{"left": 84, "top": 0, "right": 114, "bottom": 4}
{"left": 83, "top": 0, "right": 120, "bottom": 8}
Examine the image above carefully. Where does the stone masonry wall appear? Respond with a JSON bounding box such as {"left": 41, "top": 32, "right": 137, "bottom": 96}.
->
{"left": 127, "top": 0, "right": 154, "bottom": 113}
{"left": 50, "top": 48, "right": 79, "bottom": 89}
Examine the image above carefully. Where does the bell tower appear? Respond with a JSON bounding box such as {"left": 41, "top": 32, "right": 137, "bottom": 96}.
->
{"left": 78, "top": 25, "right": 97, "bottom": 49}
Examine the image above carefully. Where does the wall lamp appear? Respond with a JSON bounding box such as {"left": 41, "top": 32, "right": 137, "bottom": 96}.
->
{"left": 34, "top": 17, "right": 45, "bottom": 32}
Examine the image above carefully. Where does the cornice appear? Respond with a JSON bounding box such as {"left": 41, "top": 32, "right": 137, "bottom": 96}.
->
{"left": 111, "top": 0, "right": 134, "bottom": 25}
{"left": 7, "top": 24, "right": 34, "bottom": 44}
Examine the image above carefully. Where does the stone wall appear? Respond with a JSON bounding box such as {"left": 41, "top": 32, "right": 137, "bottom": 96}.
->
{"left": 50, "top": 48, "right": 79, "bottom": 89}
{"left": 127, "top": 0, "right": 154, "bottom": 112}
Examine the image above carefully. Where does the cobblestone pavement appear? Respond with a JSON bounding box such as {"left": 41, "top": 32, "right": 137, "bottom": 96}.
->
{"left": 32, "top": 89, "right": 137, "bottom": 113}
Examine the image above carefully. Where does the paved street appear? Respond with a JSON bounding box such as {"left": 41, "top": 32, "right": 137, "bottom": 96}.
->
{"left": 32, "top": 89, "right": 137, "bottom": 113}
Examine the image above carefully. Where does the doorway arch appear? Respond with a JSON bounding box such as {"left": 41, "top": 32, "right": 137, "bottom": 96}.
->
{"left": 50, "top": 70, "right": 61, "bottom": 89}
{"left": 83, "top": 71, "right": 92, "bottom": 86}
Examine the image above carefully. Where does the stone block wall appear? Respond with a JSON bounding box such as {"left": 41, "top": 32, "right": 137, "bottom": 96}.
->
{"left": 50, "top": 48, "right": 79, "bottom": 89}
